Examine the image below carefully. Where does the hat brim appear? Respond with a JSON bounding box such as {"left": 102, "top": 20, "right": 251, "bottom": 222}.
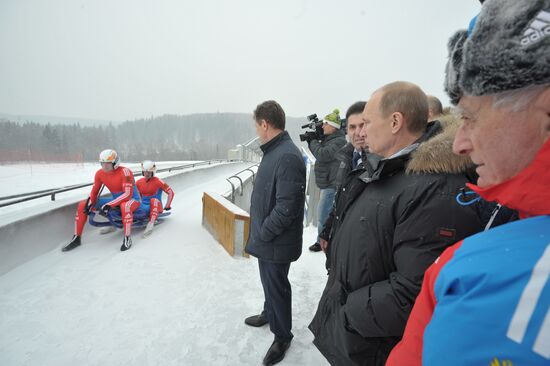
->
{"left": 324, "top": 121, "right": 341, "bottom": 129}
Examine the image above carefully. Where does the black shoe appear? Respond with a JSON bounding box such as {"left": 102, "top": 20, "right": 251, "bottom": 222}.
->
{"left": 309, "top": 242, "right": 322, "bottom": 252}
{"left": 62, "top": 235, "right": 81, "bottom": 252}
{"left": 244, "top": 313, "right": 268, "bottom": 327}
{"left": 263, "top": 340, "right": 291, "bottom": 365}
{"left": 120, "top": 236, "right": 132, "bottom": 251}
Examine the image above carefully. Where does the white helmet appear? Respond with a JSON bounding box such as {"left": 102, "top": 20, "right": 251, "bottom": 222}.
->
{"left": 141, "top": 160, "right": 156, "bottom": 174}
{"left": 99, "top": 149, "right": 120, "bottom": 169}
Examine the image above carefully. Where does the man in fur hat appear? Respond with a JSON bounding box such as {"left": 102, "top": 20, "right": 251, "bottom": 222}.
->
{"left": 309, "top": 81, "right": 482, "bottom": 365}
{"left": 388, "top": 0, "right": 550, "bottom": 364}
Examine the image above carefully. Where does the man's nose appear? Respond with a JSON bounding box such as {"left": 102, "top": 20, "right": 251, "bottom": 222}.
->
{"left": 452, "top": 123, "right": 473, "bottom": 156}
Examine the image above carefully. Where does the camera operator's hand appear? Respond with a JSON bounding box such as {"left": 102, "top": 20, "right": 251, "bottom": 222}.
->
{"left": 304, "top": 131, "right": 319, "bottom": 143}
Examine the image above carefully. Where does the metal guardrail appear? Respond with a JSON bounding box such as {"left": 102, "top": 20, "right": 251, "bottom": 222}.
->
{"left": 301, "top": 147, "right": 319, "bottom": 226}
{"left": 0, "top": 187, "right": 77, "bottom": 201}
{"left": 241, "top": 137, "right": 262, "bottom": 163}
{"left": 0, "top": 160, "right": 226, "bottom": 208}
{"left": 226, "top": 164, "right": 258, "bottom": 203}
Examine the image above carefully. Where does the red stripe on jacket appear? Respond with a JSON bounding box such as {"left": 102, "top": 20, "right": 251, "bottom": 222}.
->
{"left": 386, "top": 241, "right": 464, "bottom": 366}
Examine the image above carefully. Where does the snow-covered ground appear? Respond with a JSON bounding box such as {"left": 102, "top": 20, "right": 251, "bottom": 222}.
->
{"left": 0, "top": 163, "right": 329, "bottom": 365}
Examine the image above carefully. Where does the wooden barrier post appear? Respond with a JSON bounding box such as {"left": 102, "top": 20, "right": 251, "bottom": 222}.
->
{"left": 202, "top": 192, "right": 250, "bottom": 257}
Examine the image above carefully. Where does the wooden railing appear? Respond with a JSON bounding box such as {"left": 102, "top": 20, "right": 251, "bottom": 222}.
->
{"left": 202, "top": 192, "right": 250, "bottom": 257}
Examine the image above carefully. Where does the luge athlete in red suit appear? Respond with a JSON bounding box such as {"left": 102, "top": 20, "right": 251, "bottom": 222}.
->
{"left": 136, "top": 160, "right": 174, "bottom": 237}
{"left": 62, "top": 149, "right": 141, "bottom": 252}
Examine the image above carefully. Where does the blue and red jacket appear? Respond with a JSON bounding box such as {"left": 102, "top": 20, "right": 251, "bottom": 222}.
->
{"left": 387, "top": 140, "right": 550, "bottom": 365}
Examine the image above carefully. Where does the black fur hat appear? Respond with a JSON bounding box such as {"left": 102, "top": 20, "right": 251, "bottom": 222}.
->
{"left": 460, "top": 0, "right": 550, "bottom": 96}
{"left": 444, "top": 30, "right": 468, "bottom": 105}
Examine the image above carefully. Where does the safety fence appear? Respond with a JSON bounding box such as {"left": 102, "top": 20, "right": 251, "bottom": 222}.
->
{"left": 226, "top": 165, "right": 258, "bottom": 205}
{"left": 302, "top": 147, "right": 320, "bottom": 226}
{"left": 227, "top": 137, "right": 262, "bottom": 163}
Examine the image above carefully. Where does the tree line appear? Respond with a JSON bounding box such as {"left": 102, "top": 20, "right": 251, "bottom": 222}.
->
{"left": 0, "top": 113, "right": 263, "bottom": 163}
{"left": 0, "top": 113, "right": 304, "bottom": 163}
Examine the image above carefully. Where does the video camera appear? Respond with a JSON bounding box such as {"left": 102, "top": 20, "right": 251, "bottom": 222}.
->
{"left": 299, "top": 114, "right": 324, "bottom": 143}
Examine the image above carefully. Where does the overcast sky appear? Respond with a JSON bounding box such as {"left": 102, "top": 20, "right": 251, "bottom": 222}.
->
{"left": 0, "top": 0, "right": 480, "bottom": 122}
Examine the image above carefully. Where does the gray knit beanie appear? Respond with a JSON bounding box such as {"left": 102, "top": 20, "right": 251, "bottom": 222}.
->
{"left": 460, "top": 0, "right": 550, "bottom": 96}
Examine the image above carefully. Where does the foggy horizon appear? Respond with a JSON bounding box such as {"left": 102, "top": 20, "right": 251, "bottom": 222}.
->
{"left": 0, "top": 110, "right": 308, "bottom": 125}
{"left": 1, "top": 0, "right": 480, "bottom": 121}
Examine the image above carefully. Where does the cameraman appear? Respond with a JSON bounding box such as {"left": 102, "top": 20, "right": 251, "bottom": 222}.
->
{"left": 306, "top": 108, "right": 346, "bottom": 252}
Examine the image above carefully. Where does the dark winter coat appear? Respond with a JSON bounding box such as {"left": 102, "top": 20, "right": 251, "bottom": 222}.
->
{"left": 334, "top": 142, "right": 357, "bottom": 189}
{"left": 245, "top": 131, "right": 306, "bottom": 263}
{"left": 319, "top": 142, "right": 364, "bottom": 243}
{"left": 309, "top": 120, "right": 483, "bottom": 366}
{"left": 309, "top": 130, "right": 347, "bottom": 189}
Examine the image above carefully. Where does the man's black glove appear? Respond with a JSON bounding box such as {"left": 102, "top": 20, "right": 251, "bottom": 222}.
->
{"left": 83, "top": 198, "right": 92, "bottom": 215}
{"left": 100, "top": 204, "right": 112, "bottom": 216}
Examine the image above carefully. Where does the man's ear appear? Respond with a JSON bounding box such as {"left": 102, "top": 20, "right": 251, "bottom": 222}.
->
{"left": 537, "top": 87, "right": 550, "bottom": 139}
{"left": 390, "top": 112, "right": 404, "bottom": 134}
{"left": 539, "top": 87, "right": 550, "bottom": 140}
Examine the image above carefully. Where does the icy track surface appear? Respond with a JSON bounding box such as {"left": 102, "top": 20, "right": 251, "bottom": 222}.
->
{"left": 0, "top": 163, "right": 329, "bottom": 366}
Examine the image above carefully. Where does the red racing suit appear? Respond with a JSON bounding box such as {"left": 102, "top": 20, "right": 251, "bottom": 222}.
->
{"left": 74, "top": 166, "right": 140, "bottom": 237}
{"left": 136, "top": 176, "right": 174, "bottom": 222}
{"left": 387, "top": 140, "right": 550, "bottom": 365}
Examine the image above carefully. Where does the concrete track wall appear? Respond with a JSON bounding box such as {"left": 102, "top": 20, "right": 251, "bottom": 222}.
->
{"left": 0, "top": 162, "right": 246, "bottom": 275}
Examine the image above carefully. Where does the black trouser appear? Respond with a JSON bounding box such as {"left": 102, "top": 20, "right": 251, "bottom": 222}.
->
{"left": 258, "top": 259, "right": 293, "bottom": 342}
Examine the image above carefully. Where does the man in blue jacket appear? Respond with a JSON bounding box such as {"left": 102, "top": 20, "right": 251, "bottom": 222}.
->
{"left": 388, "top": 0, "right": 550, "bottom": 364}
{"left": 245, "top": 100, "right": 306, "bottom": 365}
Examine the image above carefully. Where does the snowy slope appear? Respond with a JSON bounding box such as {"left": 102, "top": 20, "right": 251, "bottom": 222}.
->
{"left": 0, "top": 163, "right": 329, "bottom": 365}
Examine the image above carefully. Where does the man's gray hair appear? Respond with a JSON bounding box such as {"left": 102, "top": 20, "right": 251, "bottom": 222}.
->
{"left": 493, "top": 84, "right": 550, "bottom": 112}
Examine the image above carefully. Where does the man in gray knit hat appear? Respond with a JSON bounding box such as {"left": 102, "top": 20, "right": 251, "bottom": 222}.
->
{"left": 388, "top": 0, "right": 550, "bottom": 365}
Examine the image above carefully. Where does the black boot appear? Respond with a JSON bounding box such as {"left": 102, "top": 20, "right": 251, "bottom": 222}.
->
{"left": 62, "top": 235, "right": 81, "bottom": 252}
{"left": 263, "top": 339, "right": 291, "bottom": 365}
{"left": 309, "top": 242, "right": 322, "bottom": 252}
{"left": 120, "top": 236, "right": 132, "bottom": 251}
{"left": 244, "top": 313, "right": 268, "bottom": 327}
